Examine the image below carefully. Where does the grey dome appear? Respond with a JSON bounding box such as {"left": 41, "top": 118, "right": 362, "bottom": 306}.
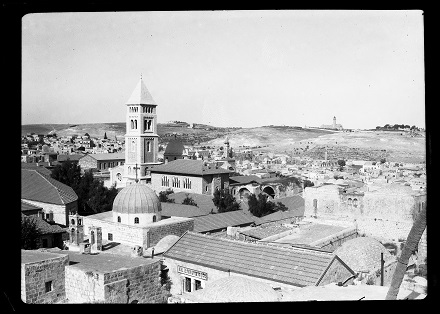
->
{"left": 112, "top": 183, "right": 161, "bottom": 214}
{"left": 164, "top": 140, "right": 185, "bottom": 155}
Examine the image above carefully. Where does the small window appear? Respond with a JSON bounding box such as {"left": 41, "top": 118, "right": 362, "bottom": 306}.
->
{"left": 195, "top": 279, "right": 202, "bottom": 290}
{"left": 117, "top": 216, "right": 121, "bottom": 223}
{"left": 108, "top": 233, "right": 113, "bottom": 241}
{"left": 134, "top": 217, "right": 139, "bottom": 224}
{"left": 71, "top": 219, "right": 75, "bottom": 225}
{"left": 45, "top": 281, "right": 53, "bottom": 293}
{"left": 152, "top": 215, "right": 156, "bottom": 223}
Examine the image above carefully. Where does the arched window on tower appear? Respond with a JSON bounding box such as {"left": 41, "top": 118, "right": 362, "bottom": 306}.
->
{"left": 131, "top": 120, "right": 134, "bottom": 129}
{"left": 152, "top": 215, "right": 156, "bottom": 223}
{"left": 348, "top": 198, "right": 352, "bottom": 206}
{"left": 353, "top": 198, "right": 358, "bottom": 208}
{"left": 135, "top": 119, "right": 138, "bottom": 129}
{"left": 147, "top": 141, "right": 150, "bottom": 152}
{"left": 134, "top": 217, "right": 139, "bottom": 224}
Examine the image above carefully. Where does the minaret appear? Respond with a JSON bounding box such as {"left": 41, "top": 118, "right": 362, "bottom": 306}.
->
{"left": 333, "top": 116, "right": 336, "bottom": 129}
{"left": 123, "top": 75, "right": 161, "bottom": 184}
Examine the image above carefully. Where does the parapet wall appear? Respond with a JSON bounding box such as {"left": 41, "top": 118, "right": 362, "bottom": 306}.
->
{"left": 65, "top": 260, "right": 168, "bottom": 304}
{"left": 310, "top": 227, "right": 358, "bottom": 252}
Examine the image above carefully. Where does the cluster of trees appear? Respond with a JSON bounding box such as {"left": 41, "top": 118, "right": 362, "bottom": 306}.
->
{"left": 212, "top": 189, "right": 240, "bottom": 213}
{"left": 50, "top": 160, "right": 118, "bottom": 214}
{"left": 376, "top": 124, "right": 420, "bottom": 131}
{"left": 21, "top": 216, "right": 41, "bottom": 249}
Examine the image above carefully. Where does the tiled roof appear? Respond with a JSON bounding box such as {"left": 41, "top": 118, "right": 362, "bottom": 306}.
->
{"left": 21, "top": 200, "right": 43, "bottom": 212}
{"left": 21, "top": 163, "right": 52, "bottom": 176}
{"left": 229, "top": 175, "right": 262, "bottom": 185}
{"left": 161, "top": 202, "right": 209, "bottom": 218}
{"left": 21, "top": 169, "right": 78, "bottom": 205}
{"left": 164, "top": 231, "right": 343, "bottom": 287}
{"left": 150, "top": 159, "right": 231, "bottom": 176}
{"left": 167, "top": 192, "right": 216, "bottom": 213}
{"left": 79, "top": 153, "right": 125, "bottom": 161}
{"left": 21, "top": 214, "right": 66, "bottom": 234}
{"left": 193, "top": 210, "right": 256, "bottom": 233}
{"left": 57, "top": 154, "right": 84, "bottom": 162}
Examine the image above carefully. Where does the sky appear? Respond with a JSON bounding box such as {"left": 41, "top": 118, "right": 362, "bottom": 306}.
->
{"left": 22, "top": 10, "right": 425, "bottom": 129}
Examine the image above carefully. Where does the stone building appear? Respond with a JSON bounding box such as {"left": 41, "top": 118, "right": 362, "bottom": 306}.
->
{"left": 21, "top": 168, "right": 78, "bottom": 226}
{"left": 163, "top": 137, "right": 185, "bottom": 163}
{"left": 163, "top": 231, "right": 355, "bottom": 296}
{"left": 21, "top": 250, "right": 69, "bottom": 304}
{"left": 78, "top": 153, "right": 124, "bottom": 172}
{"left": 150, "top": 159, "right": 231, "bottom": 196}
{"left": 303, "top": 183, "right": 426, "bottom": 223}
{"left": 109, "top": 76, "right": 162, "bottom": 188}
{"left": 78, "top": 183, "right": 194, "bottom": 249}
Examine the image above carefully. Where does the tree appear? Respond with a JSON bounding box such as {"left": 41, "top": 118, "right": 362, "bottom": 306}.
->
{"left": 182, "top": 194, "right": 197, "bottom": 206}
{"left": 386, "top": 207, "right": 426, "bottom": 300}
{"left": 21, "top": 216, "right": 41, "bottom": 249}
{"left": 337, "top": 159, "right": 346, "bottom": 171}
{"left": 212, "top": 188, "right": 240, "bottom": 213}
{"left": 303, "top": 180, "right": 314, "bottom": 188}
{"left": 380, "top": 158, "right": 386, "bottom": 164}
{"left": 84, "top": 133, "right": 90, "bottom": 137}
{"left": 159, "top": 189, "right": 175, "bottom": 203}
{"left": 247, "top": 193, "right": 278, "bottom": 218}
{"left": 50, "top": 159, "right": 82, "bottom": 190}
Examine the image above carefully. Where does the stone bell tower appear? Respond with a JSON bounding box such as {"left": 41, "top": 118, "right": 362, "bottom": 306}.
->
{"left": 68, "top": 213, "right": 84, "bottom": 247}
{"left": 333, "top": 116, "right": 337, "bottom": 129}
{"left": 124, "top": 75, "right": 162, "bottom": 184}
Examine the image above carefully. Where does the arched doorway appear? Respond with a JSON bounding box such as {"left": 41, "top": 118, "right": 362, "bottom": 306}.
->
{"left": 238, "top": 188, "right": 250, "bottom": 200}
{"left": 262, "top": 186, "right": 275, "bottom": 199}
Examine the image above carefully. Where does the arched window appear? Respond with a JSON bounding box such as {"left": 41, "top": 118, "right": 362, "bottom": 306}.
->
{"left": 78, "top": 218, "right": 81, "bottom": 225}
{"left": 90, "top": 230, "right": 95, "bottom": 244}
{"left": 134, "top": 217, "right": 139, "bottom": 224}
{"left": 152, "top": 215, "right": 156, "bottom": 223}
{"left": 71, "top": 219, "right": 75, "bottom": 225}
{"left": 117, "top": 216, "right": 121, "bottom": 223}
{"left": 353, "top": 198, "right": 358, "bottom": 208}
{"left": 131, "top": 120, "right": 134, "bottom": 129}
{"left": 348, "top": 198, "right": 352, "bottom": 206}
{"left": 147, "top": 141, "right": 150, "bottom": 152}
{"left": 172, "top": 177, "right": 180, "bottom": 188}
{"left": 131, "top": 140, "right": 136, "bottom": 152}
{"left": 128, "top": 166, "right": 131, "bottom": 174}
{"left": 135, "top": 120, "right": 137, "bottom": 129}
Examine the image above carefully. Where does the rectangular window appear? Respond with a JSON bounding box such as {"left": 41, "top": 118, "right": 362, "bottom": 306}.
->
{"left": 195, "top": 279, "right": 202, "bottom": 290}
{"left": 108, "top": 233, "right": 113, "bottom": 241}
{"left": 45, "top": 281, "right": 53, "bottom": 293}
{"left": 185, "top": 277, "right": 191, "bottom": 292}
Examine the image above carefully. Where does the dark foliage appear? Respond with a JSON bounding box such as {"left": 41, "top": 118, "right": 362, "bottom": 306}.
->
{"left": 21, "top": 216, "right": 41, "bottom": 249}
{"left": 158, "top": 188, "right": 175, "bottom": 203}
{"left": 212, "top": 188, "right": 240, "bottom": 213}
{"left": 182, "top": 194, "right": 197, "bottom": 206}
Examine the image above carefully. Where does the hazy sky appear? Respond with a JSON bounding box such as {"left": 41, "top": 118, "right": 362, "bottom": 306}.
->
{"left": 22, "top": 10, "right": 425, "bottom": 129}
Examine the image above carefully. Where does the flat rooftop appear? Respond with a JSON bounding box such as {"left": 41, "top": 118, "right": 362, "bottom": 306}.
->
{"left": 21, "top": 250, "right": 67, "bottom": 264}
{"left": 84, "top": 211, "right": 193, "bottom": 227}
{"left": 44, "top": 247, "right": 160, "bottom": 273}
{"left": 275, "top": 223, "right": 346, "bottom": 245}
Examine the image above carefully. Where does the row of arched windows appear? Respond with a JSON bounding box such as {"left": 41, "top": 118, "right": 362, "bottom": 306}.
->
{"left": 162, "top": 176, "right": 170, "bottom": 187}
{"left": 131, "top": 119, "right": 138, "bottom": 129}
{"left": 143, "top": 106, "right": 154, "bottom": 113}
{"left": 347, "top": 198, "right": 358, "bottom": 207}
{"left": 172, "top": 177, "right": 180, "bottom": 188}
{"left": 117, "top": 216, "right": 156, "bottom": 224}
{"left": 161, "top": 176, "right": 192, "bottom": 189}
{"left": 183, "top": 178, "right": 192, "bottom": 189}
{"left": 129, "top": 106, "right": 139, "bottom": 113}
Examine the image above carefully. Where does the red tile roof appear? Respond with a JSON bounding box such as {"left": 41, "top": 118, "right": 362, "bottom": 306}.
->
{"left": 164, "top": 232, "right": 352, "bottom": 287}
{"left": 21, "top": 169, "right": 78, "bottom": 205}
{"left": 150, "top": 159, "right": 231, "bottom": 176}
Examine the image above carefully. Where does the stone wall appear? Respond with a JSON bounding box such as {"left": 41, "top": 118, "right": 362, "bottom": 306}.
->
{"left": 83, "top": 216, "right": 147, "bottom": 247}
{"left": 360, "top": 259, "right": 397, "bottom": 286}
{"left": 318, "top": 257, "right": 355, "bottom": 286}
{"left": 148, "top": 219, "right": 194, "bottom": 247}
{"left": 21, "top": 253, "right": 69, "bottom": 304}
{"left": 65, "top": 260, "right": 168, "bottom": 303}
{"left": 21, "top": 198, "right": 76, "bottom": 226}
{"left": 78, "top": 155, "right": 98, "bottom": 170}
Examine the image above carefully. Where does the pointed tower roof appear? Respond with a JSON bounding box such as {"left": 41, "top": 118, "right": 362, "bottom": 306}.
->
{"left": 126, "top": 77, "right": 157, "bottom": 105}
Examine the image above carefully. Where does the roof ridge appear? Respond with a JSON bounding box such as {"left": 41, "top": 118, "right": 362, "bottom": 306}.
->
{"left": 37, "top": 171, "right": 67, "bottom": 205}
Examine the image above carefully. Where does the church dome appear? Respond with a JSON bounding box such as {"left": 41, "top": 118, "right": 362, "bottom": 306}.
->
{"left": 112, "top": 183, "right": 161, "bottom": 214}
{"left": 164, "top": 139, "right": 185, "bottom": 156}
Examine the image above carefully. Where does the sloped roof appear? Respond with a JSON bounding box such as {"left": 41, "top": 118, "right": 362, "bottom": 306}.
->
{"left": 21, "top": 200, "right": 43, "bottom": 212}
{"left": 79, "top": 153, "right": 125, "bottom": 161}
{"left": 164, "top": 139, "right": 185, "bottom": 156}
{"left": 161, "top": 202, "right": 209, "bottom": 218}
{"left": 21, "top": 163, "right": 52, "bottom": 176}
{"left": 229, "top": 175, "right": 262, "bottom": 185}
{"left": 21, "top": 169, "right": 78, "bottom": 205}
{"left": 126, "top": 78, "right": 157, "bottom": 105}
{"left": 57, "top": 154, "right": 84, "bottom": 162}
{"left": 150, "top": 159, "right": 230, "bottom": 176}
{"left": 164, "top": 231, "right": 347, "bottom": 287}
{"left": 167, "top": 192, "right": 216, "bottom": 214}
{"left": 192, "top": 210, "right": 256, "bottom": 233}
{"left": 21, "top": 214, "right": 66, "bottom": 235}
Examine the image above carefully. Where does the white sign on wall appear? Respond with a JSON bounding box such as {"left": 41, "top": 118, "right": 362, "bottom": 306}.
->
{"left": 177, "top": 265, "right": 208, "bottom": 281}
